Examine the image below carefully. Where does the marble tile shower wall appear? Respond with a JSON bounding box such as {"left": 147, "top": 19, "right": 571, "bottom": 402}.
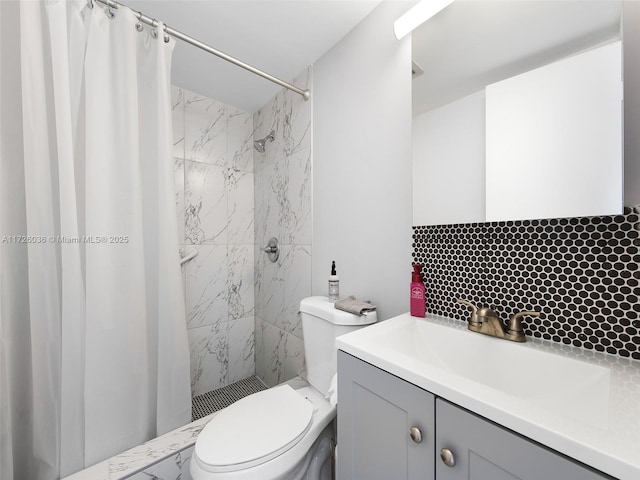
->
{"left": 253, "top": 67, "right": 313, "bottom": 387}
{"left": 172, "top": 86, "right": 255, "bottom": 396}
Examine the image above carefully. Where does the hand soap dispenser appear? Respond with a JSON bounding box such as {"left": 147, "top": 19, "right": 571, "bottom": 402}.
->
{"left": 328, "top": 261, "right": 340, "bottom": 301}
{"left": 410, "top": 264, "right": 426, "bottom": 317}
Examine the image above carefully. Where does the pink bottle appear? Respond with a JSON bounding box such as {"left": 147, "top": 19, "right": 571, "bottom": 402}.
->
{"left": 410, "top": 264, "right": 426, "bottom": 317}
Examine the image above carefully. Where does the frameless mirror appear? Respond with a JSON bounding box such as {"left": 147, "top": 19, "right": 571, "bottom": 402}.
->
{"left": 411, "top": 0, "right": 623, "bottom": 226}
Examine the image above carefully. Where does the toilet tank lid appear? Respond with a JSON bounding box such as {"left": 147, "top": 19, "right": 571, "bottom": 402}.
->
{"left": 300, "top": 296, "right": 377, "bottom": 326}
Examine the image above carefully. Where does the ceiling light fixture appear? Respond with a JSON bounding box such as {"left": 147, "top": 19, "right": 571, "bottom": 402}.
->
{"left": 393, "top": 0, "right": 455, "bottom": 40}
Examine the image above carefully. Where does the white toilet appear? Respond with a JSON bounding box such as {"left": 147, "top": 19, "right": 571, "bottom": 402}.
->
{"left": 190, "top": 296, "right": 377, "bottom": 480}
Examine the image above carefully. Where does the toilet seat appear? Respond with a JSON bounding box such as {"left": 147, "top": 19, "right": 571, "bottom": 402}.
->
{"left": 194, "top": 385, "right": 314, "bottom": 473}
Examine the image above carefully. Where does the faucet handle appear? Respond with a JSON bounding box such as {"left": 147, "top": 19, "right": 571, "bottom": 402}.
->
{"left": 506, "top": 311, "right": 541, "bottom": 342}
{"left": 454, "top": 298, "right": 481, "bottom": 327}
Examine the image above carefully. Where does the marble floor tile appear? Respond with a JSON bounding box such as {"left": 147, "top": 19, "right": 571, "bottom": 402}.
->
{"left": 185, "top": 160, "right": 227, "bottom": 245}
{"left": 174, "top": 158, "right": 185, "bottom": 244}
{"left": 254, "top": 156, "right": 281, "bottom": 246}
{"left": 281, "top": 147, "right": 312, "bottom": 244}
{"left": 283, "top": 331, "right": 305, "bottom": 382}
{"left": 184, "top": 90, "right": 228, "bottom": 166}
{"left": 188, "top": 322, "right": 229, "bottom": 396}
{"left": 185, "top": 244, "right": 228, "bottom": 329}
{"left": 228, "top": 316, "right": 255, "bottom": 384}
{"left": 228, "top": 107, "right": 254, "bottom": 172}
{"left": 252, "top": 91, "right": 284, "bottom": 173}
{"left": 281, "top": 244, "right": 312, "bottom": 338}
{"left": 226, "top": 167, "right": 254, "bottom": 245}
{"left": 228, "top": 245, "right": 254, "bottom": 321}
{"left": 255, "top": 318, "right": 285, "bottom": 388}
{"left": 254, "top": 316, "right": 265, "bottom": 381}
{"left": 126, "top": 447, "right": 193, "bottom": 480}
{"left": 171, "top": 86, "right": 185, "bottom": 160}
{"left": 283, "top": 66, "right": 312, "bottom": 157}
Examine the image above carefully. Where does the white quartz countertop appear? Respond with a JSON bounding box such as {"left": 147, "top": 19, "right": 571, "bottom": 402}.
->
{"left": 336, "top": 313, "right": 640, "bottom": 480}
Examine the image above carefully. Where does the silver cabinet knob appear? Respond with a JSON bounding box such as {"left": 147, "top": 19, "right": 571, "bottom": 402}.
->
{"left": 440, "top": 448, "right": 456, "bottom": 467}
{"left": 409, "top": 426, "right": 423, "bottom": 444}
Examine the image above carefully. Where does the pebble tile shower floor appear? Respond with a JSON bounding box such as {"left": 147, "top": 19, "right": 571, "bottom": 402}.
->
{"left": 192, "top": 376, "right": 268, "bottom": 421}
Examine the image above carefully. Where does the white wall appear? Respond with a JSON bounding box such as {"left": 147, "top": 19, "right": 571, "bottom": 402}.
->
{"left": 624, "top": 0, "right": 640, "bottom": 207}
{"left": 313, "top": 0, "right": 413, "bottom": 320}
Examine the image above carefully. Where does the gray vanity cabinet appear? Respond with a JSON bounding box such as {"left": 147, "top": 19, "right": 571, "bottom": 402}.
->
{"left": 337, "top": 351, "right": 435, "bottom": 480}
{"left": 436, "top": 399, "right": 611, "bottom": 480}
{"left": 338, "top": 351, "right": 612, "bottom": 480}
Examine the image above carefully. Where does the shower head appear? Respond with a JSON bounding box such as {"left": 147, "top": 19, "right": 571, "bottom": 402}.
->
{"left": 254, "top": 131, "right": 275, "bottom": 153}
{"left": 254, "top": 139, "right": 267, "bottom": 153}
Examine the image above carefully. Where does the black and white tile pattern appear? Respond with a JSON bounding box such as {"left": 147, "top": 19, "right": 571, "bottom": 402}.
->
{"left": 412, "top": 206, "right": 640, "bottom": 359}
{"left": 191, "top": 375, "right": 267, "bottom": 421}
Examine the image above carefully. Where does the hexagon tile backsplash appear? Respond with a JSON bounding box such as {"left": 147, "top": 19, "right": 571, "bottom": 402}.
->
{"left": 412, "top": 206, "right": 640, "bottom": 359}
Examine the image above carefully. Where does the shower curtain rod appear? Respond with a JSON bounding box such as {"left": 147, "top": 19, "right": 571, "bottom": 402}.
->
{"left": 94, "top": 0, "right": 311, "bottom": 101}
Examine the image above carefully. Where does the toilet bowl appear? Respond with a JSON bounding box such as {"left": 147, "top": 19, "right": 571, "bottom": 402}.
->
{"left": 190, "top": 296, "right": 377, "bottom": 480}
{"left": 191, "top": 379, "right": 334, "bottom": 480}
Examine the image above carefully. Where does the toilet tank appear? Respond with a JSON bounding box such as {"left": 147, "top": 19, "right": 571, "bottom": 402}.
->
{"left": 300, "top": 296, "right": 377, "bottom": 396}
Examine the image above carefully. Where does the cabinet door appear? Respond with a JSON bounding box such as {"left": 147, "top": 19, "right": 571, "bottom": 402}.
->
{"left": 337, "top": 351, "right": 435, "bottom": 480}
{"left": 435, "top": 399, "right": 612, "bottom": 480}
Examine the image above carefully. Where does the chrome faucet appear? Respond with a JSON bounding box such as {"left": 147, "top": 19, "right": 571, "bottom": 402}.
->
{"left": 455, "top": 298, "right": 540, "bottom": 343}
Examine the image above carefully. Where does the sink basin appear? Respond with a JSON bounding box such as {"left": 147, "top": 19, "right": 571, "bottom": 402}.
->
{"left": 339, "top": 314, "right": 611, "bottom": 425}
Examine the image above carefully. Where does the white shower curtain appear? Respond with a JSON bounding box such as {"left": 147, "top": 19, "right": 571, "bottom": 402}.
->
{"left": 0, "top": 1, "right": 192, "bottom": 478}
